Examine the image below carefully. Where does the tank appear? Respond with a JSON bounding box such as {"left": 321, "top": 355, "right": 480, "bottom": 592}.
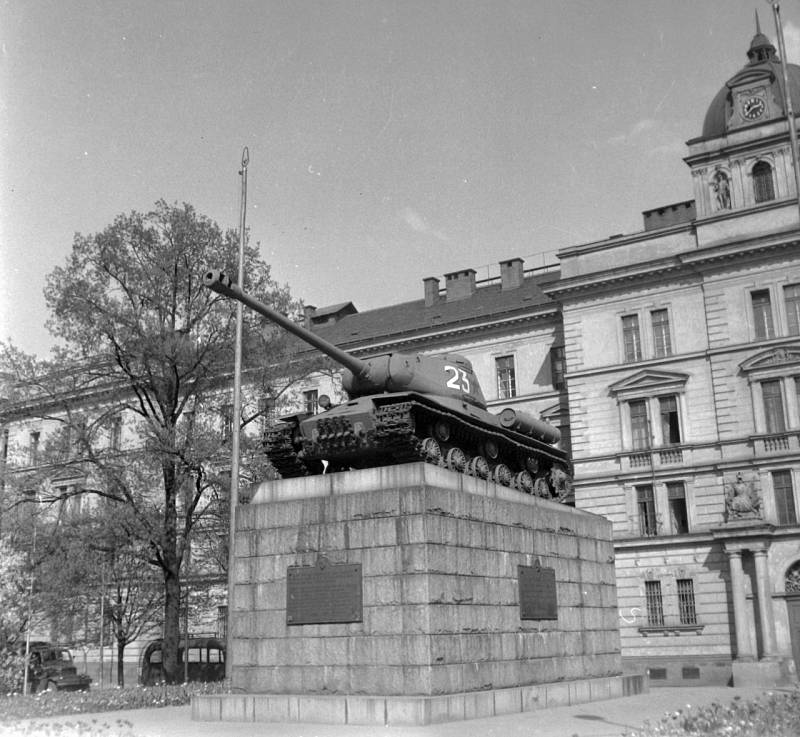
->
{"left": 204, "top": 269, "right": 573, "bottom": 500}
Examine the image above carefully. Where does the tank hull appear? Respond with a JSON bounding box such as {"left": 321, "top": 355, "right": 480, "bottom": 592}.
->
{"left": 265, "top": 393, "right": 572, "bottom": 500}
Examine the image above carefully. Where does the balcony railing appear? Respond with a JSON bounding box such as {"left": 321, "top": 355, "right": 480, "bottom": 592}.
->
{"left": 751, "top": 431, "right": 800, "bottom": 455}
{"left": 623, "top": 446, "right": 685, "bottom": 472}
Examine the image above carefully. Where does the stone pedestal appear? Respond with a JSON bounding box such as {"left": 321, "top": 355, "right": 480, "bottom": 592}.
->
{"left": 194, "top": 463, "right": 635, "bottom": 725}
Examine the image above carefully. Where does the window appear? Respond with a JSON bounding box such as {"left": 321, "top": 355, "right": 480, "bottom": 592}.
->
{"left": 753, "top": 161, "right": 775, "bottom": 203}
{"left": 676, "top": 579, "right": 697, "bottom": 625}
{"left": 630, "top": 400, "right": 651, "bottom": 450}
{"left": 303, "top": 389, "right": 319, "bottom": 415}
{"left": 651, "top": 309, "right": 672, "bottom": 357}
{"left": 772, "top": 470, "right": 797, "bottom": 525}
{"left": 258, "top": 397, "right": 276, "bottom": 428}
{"left": 762, "top": 379, "right": 786, "bottom": 433}
{"left": 220, "top": 403, "right": 233, "bottom": 440}
{"left": 637, "top": 485, "right": 657, "bottom": 536}
{"left": 550, "top": 346, "right": 565, "bottom": 390}
{"left": 644, "top": 580, "right": 664, "bottom": 626}
{"left": 751, "top": 290, "right": 775, "bottom": 339}
{"left": 785, "top": 284, "right": 800, "bottom": 336}
{"left": 622, "top": 314, "right": 642, "bottom": 362}
{"left": 495, "top": 356, "right": 517, "bottom": 399}
{"left": 667, "top": 482, "right": 689, "bottom": 534}
{"left": 659, "top": 396, "right": 681, "bottom": 444}
{"left": 28, "top": 431, "right": 40, "bottom": 466}
{"left": 217, "top": 606, "right": 228, "bottom": 639}
{"left": 109, "top": 416, "right": 122, "bottom": 451}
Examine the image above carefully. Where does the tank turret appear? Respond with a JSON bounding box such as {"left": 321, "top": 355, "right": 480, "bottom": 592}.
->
{"left": 204, "top": 269, "right": 572, "bottom": 500}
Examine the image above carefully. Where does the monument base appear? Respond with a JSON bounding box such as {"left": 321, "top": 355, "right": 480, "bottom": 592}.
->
{"left": 199, "top": 463, "right": 627, "bottom": 724}
{"left": 192, "top": 674, "right": 647, "bottom": 726}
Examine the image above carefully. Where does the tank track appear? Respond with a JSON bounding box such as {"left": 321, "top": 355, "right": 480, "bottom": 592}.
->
{"left": 264, "top": 400, "right": 571, "bottom": 501}
{"left": 264, "top": 424, "right": 314, "bottom": 478}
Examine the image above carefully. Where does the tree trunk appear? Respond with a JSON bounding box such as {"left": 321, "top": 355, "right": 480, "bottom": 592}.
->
{"left": 162, "top": 565, "right": 181, "bottom": 683}
{"left": 160, "top": 458, "right": 182, "bottom": 683}
{"left": 116, "top": 640, "right": 125, "bottom": 687}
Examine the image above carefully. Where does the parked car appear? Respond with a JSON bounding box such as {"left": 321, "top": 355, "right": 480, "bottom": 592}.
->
{"left": 24, "top": 642, "right": 92, "bottom": 692}
{"left": 139, "top": 637, "right": 225, "bottom": 685}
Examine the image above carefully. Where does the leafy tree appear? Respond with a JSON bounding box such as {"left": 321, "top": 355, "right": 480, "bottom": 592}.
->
{"left": 0, "top": 537, "right": 31, "bottom": 692}
{"left": 1, "top": 200, "right": 316, "bottom": 682}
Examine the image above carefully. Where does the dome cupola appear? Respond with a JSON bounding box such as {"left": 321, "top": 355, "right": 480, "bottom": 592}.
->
{"left": 701, "top": 17, "right": 800, "bottom": 140}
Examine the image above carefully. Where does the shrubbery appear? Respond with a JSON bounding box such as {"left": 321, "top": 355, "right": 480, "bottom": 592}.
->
{"left": 625, "top": 689, "right": 800, "bottom": 737}
{"left": 0, "top": 681, "right": 225, "bottom": 724}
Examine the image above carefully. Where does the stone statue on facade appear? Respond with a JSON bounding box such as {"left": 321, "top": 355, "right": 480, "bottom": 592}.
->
{"left": 712, "top": 169, "right": 732, "bottom": 210}
{"left": 724, "top": 472, "right": 761, "bottom": 520}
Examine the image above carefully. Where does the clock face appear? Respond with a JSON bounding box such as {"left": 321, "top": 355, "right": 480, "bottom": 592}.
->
{"left": 742, "top": 96, "right": 766, "bottom": 121}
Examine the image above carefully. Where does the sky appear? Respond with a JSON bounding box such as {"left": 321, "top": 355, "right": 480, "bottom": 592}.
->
{"left": 3, "top": 0, "right": 800, "bottom": 358}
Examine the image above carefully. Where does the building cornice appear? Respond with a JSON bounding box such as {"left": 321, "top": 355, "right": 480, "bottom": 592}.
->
{"left": 547, "top": 227, "right": 799, "bottom": 298}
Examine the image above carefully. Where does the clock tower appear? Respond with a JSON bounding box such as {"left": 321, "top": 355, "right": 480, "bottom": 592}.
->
{"left": 685, "top": 20, "right": 800, "bottom": 219}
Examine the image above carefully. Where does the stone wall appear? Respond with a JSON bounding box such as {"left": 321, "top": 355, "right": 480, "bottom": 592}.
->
{"left": 229, "top": 463, "right": 621, "bottom": 696}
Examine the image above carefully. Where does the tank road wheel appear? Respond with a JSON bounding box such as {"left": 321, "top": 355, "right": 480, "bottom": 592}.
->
{"left": 445, "top": 447, "right": 467, "bottom": 472}
{"left": 492, "top": 464, "right": 513, "bottom": 487}
{"left": 534, "top": 476, "right": 551, "bottom": 498}
{"left": 433, "top": 420, "right": 451, "bottom": 442}
{"left": 421, "top": 437, "right": 443, "bottom": 465}
{"left": 514, "top": 471, "right": 535, "bottom": 494}
{"left": 467, "top": 455, "right": 490, "bottom": 479}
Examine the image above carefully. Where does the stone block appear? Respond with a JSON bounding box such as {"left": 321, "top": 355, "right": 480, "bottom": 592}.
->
{"left": 494, "top": 685, "right": 523, "bottom": 715}
{"left": 385, "top": 697, "right": 430, "bottom": 726}
{"left": 191, "top": 694, "right": 222, "bottom": 721}
{"left": 345, "top": 696, "right": 386, "bottom": 725}
{"left": 544, "top": 681, "right": 571, "bottom": 707}
{"left": 295, "top": 695, "right": 347, "bottom": 724}
{"left": 463, "top": 689, "right": 496, "bottom": 720}
{"left": 220, "top": 695, "right": 253, "bottom": 721}
{"left": 252, "top": 695, "right": 291, "bottom": 722}
{"left": 521, "top": 684, "right": 544, "bottom": 712}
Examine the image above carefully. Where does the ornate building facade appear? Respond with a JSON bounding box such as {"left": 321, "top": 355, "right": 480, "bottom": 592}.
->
{"left": 296, "top": 27, "right": 800, "bottom": 687}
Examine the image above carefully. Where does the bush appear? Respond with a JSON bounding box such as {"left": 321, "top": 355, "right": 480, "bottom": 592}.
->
{"left": 0, "top": 650, "right": 26, "bottom": 694}
{"left": 624, "top": 689, "right": 800, "bottom": 737}
{"left": 0, "top": 681, "right": 226, "bottom": 723}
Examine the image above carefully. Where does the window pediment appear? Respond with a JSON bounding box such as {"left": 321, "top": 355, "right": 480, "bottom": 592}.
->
{"left": 740, "top": 346, "right": 800, "bottom": 375}
{"left": 609, "top": 370, "right": 689, "bottom": 399}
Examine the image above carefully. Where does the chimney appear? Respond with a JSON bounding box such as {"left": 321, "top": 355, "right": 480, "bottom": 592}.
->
{"left": 303, "top": 305, "right": 317, "bottom": 329}
{"left": 423, "top": 277, "right": 440, "bottom": 307}
{"left": 500, "top": 258, "right": 524, "bottom": 290}
{"left": 444, "top": 269, "right": 476, "bottom": 302}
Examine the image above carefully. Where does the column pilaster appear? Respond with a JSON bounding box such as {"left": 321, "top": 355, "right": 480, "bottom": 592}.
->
{"left": 725, "top": 547, "right": 754, "bottom": 660}
{"left": 752, "top": 546, "right": 778, "bottom": 658}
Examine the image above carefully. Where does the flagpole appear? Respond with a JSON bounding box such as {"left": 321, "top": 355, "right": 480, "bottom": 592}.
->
{"left": 226, "top": 146, "right": 248, "bottom": 679}
{"left": 768, "top": 2, "right": 800, "bottom": 221}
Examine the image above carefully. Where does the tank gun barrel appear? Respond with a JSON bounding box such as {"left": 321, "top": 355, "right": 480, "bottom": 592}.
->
{"left": 203, "top": 269, "right": 368, "bottom": 378}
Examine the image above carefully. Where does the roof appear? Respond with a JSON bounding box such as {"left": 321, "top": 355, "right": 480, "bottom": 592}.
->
{"left": 307, "top": 269, "right": 561, "bottom": 354}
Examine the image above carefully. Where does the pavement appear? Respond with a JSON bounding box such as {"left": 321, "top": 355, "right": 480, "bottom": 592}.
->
{"left": 5, "top": 685, "right": 794, "bottom": 737}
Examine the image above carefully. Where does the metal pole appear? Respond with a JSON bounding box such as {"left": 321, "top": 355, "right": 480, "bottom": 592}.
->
{"left": 225, "top": 147, "right": 248, "bottom": 680}
{"left": 770, "top": 2, "right": 800, "bottom": 220}
{"left": 99, "top": 564, "right": 105, "bottom": 689}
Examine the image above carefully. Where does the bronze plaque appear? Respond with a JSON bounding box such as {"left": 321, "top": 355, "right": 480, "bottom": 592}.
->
{"left": 286, "top": 558, "right": 363, "bottom": 625}
{"left": 518, "top": 561, "right": 558, "bottom": 620}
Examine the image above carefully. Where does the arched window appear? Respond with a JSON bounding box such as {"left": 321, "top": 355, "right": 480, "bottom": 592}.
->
{"left": 753, "top": 161, "right": 775, "bottom": 203}
{"left": 786, "top": 561, "right": 800, "bottom": 594}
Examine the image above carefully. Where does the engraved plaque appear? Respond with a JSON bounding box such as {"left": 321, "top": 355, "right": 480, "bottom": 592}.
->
{"left": 286, "top": 557, "right": 363, "bottom": 625}
{"left": 518, "top": 561, "right": 558, "bottom": 620}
